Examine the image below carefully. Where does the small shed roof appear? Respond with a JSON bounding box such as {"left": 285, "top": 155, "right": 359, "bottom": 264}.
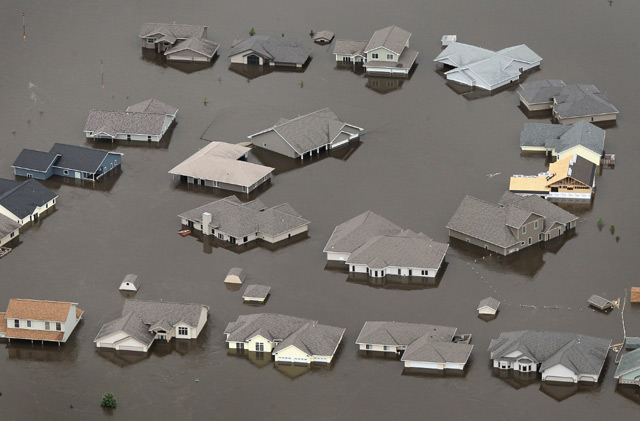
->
{"left": 314, "top": 30, "right": 335, "bottom": 42}
{"left": 478, "top": 297, "right": 500, "bottom": 311}
{"left": 587, "top": 294, "right": 613, "bottom": 310}
{"left": 121, "top": 274, "right": 140, "bottom": 287}
{"left": 226, "top": 267, "right": 246, "bottom": 281}
{"left": 165, "top": 37, "right": 220, "bottom": 58}
{"left": 243, "top": 284, "right": 271, "bottom": 300}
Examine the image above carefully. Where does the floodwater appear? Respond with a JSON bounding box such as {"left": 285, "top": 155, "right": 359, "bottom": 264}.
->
{"left": 1, "top": 0, "right": 640, "bottom": 419}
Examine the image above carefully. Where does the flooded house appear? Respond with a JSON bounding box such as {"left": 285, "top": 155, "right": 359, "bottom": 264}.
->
{"left": 509, "top": 154, "right": 596, "bottom": 200}
{"left": 518, "top": 81, "right": 619, "bottom": 124}
{"left": 324, "top": 211, "right": 448, "bottom": 278}
{"left": 242, "top": 284, "right": 271, "bottom": 303}
{"left": 169, "top": 141, "right": 273, "bottom": 193}
{"left": 615, "top": 349, "right": 640, "bottom": 387}
{"left": 0, "top": 299, "right": 84, "bottom": 345}
{"left": 447, "top": 192, "right": 578, "bottom": 255}
{"left": 434, "top": 42, "right": 541, "bottom": 91}
{"left": 477, "top": 297, "right": 500, "bottom": 315}
{"left": 488, "top": 331, "right": 611, "bottom": 383}
{"left": 228, "top": 36, "right": 310, "bottom": 67}
{"left": 334, "top": 25, "right": 418, "bottom": 75}
{"left": 178, "top": 196, "right": 310, "bottom": 246}
{"left": 247, "top": 108, "right": 363, "bottom": 160}
{"left": 0, "top": 214, "right": 19, "bottom": 247}
{"left": 84, "top": 99, "right": 177, "bottom": 142}
{"left": 313, "top": 30, "right": 334, "bottom": 44}
{"left": 12, "top": 143, "right": 122, "bottom": 182}
{"left": 519, "top": 121, "right": 605, "bottom": 166}
{"left": 0, "top": 178, "right": 57, "bottom": 226}
{"left": 139, "top": 23, "right": 219, "bottom": 62}
{"left": 94, "top": 300, "right": 209, "bottom": 353}
{"left": 224, "top": 313, "right": 345, "bottom": 364}
{"left": 356, "top": 321, "right": 473, "bottom": 371}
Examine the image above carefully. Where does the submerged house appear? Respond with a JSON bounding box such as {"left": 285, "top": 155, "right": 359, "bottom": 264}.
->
{"left": 84, "top": 99, "right": 177, "bottom": 142}
{"left": 313, "top": 30, "right": 334, "bottom": 44}
{"left": 334, "top": 25, "right": 418, "bottom": 75}
{"left": 510, "top": 154, "right": 596, "bottom": 200}
{"left": 224, "top": 313, "right": 345, "bottom": 364}
{"left": 520, "top": 121, "right": 605, "bottom": 166}
{"left": 228, "top": 36, "right": 311, "bottom": 67}
{"left": 248, "top": 108, "right": 363, "bottom": 160}
{"left": 139, "top": 23, "right": 218, "bottom": 62}
{"left": 614, "top": 349, "right": 640, "bottom": 387}
{"left": 179, "top": 196, "right": 310, "bottom": 246}
{"left": 12, "top": 143, "right": 122, "bottom": 182}
{"left": 324, "top": 211, "right": 448, "bottom": 278}
{"left": 518, "top": 80, "right": 619, "bottom": 124}
{"left": 0, "top": 299, "right": 84, "bottom": 345}
{"left": 169, "top": 141, "right": 273, "bottom": 193}
{"left": 488, "top": 331, "right": 611, "bottom": 383}
{"left": 0, "top": 178, "right": 57, "bottom": 226}
{"left": 94, "top": 299, "right": 209, "bottom": 353}
{"left": 447, "top": 192, "right": 578, "bottom": 255}
{"left": 356, "top": 321, "right": 473, "bottom": 371}
{"left": 434, "top": 42, "right": 542, "bottom": 91}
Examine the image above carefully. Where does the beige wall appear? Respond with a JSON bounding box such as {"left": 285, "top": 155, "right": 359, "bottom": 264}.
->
{"left": 367, "top": 47, "right": 398, "bottom": 62}
{"left": 556, "top": 113, "right": 617, "bottom": 125}
{"left": 0, "top": 228, "right": 18, "bottom": 247}
{"left": 251, "top": 131, "right": 298, "bottom": 158}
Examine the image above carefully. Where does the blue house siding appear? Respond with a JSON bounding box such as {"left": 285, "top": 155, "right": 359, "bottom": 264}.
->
{"left": 14, "top": 167, "right": 53, "bottom": 180}
{"left": 620, "top": 368, "right": 640, "bottom": 385}
{"left": 52, "top": 167, "right": 87, "bottom": 179}
{"left": 96, "top": 153, "right": 122, "bottom": 179}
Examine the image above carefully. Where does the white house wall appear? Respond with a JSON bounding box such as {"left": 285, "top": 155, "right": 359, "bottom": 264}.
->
{"left": 326, "top": 251, "right": 351, "bottom": 262}
{"left": 0, "top": 227, "right": 19, "bottom": 247}
{"left": 195, "top": 308, "right": 208, "bottom": 337}
{"left": 542, "top": 364, "right": 579, "bottom": 383}
{"left": 258, "top": 225, "right": 308, "bottom": 243}
{"left": 403, "top": 361, "right": 465, "bottom": 370}
{"left": 114, "top": 336, "right": 149, "bottom": 352}
{"left": 61, "top": 305, "right": 79, "bottom": 342}
{"left": 0, "top": 197, "right": 56, "bottom": 227}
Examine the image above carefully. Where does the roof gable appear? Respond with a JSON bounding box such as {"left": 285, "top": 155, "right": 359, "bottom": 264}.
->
{"left": 6, "top": 299, "right": 77, "bottom": 322}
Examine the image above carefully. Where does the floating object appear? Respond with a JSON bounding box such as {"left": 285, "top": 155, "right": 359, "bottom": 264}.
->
{"left": 441, "top": 35, "right": 457, "bottom": 46}
{"left": 478, "top": 297, "right": 500, "bottom": 315}
{"left": 224, "top": 267, "right": 245, "bottom": 284}
{"left": 195, "top": 379, "right": 199, "bottom": 383}
{"left": 119, "top": 274, "right": 140, "bottom": 292}
{"left": 453, "top": 333, "right": 472, "bottom": 344}
{"left": 22, "top": 12, "right": 26, "bottom": 40}
{"left": 242, "top": 284, "right": 271, "bottom": 303}
{"left": 178, "top": 229, "right": 191, "bottom": 236}
{"left": 0, "top": 247, "right": 12, "bottom": 258}
{"left": 631, "top": 287, "right": 640, "bottom": 303}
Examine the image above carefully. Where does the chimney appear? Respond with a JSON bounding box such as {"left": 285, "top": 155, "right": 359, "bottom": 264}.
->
{"left": 202, "top": 212, "right": 212, "bottom": 233}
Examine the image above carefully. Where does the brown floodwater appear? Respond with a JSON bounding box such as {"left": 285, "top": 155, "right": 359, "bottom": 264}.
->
{"left": 1, "top": 0, "right": 640, "bottom": 419}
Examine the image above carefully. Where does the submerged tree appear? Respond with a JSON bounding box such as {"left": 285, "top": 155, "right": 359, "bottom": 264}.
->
{"left": 597, "top": 218, "right": 604, "bottom": 230}
{"left": 249, "top": 27, "right": 255, "bottom": 36}
{"left": 610, "top": 224, "right": 615, "bottom": 235}
{"left": 100, "top": 393, "right": 117, "bottom": 409}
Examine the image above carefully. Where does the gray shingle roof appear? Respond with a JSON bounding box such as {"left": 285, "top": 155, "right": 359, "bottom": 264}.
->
{"left": 615, "top": 349, "right": 640, "bottom": 378}
{"left": 323, "top": 211, "right": 402, "bottom": 254}
{"left": 84, "top": 110, "right": 166, "bottom": 137}
{"left": 401, "top": 336, "right": 473, "bottom": 364}
{"left": 346, "top": 230, "right": 448, "bottom": 270}
{"left": 224, "top": 313, "right": 311, "bottom": 343}
{"left": 242, "top": 284, "right": 271, "bottom": 300}
{"left": 553, "top": 84, "right": 619, "bottom": 119}
{"left": 364, "top": 25, "right": 411, "bottom": 55}
{"left": 139, "top": 23, "right": 207, "bottom": 42}
{"left": 228, "top": 36, "right": 311, "bottom": 64}
{"left": 249, "top": 108, "right": 362, "bottom": 156}
{"left": 587, "top": 295, "right": 613, "bottom": 310}
{"left": 333, "top": 40, "right": 368, "bottom": 56}
{"left": 12, "top": 149, "right": 59, "bottom": 172}
{"left": 165, "top": 37, "right": 219, "bottom": 58}
{"left": 314, "top": 31, "right": 334, "bottom": 42}
{"left": 274, "top": 322, "right": 345, "bottom": 357}
{"left": 0, "top": 178, "right": 57, "bottom": 220}
{"left": 498, "top": 192, "right": 578, "bottom": 233}
{"left": 94, "top": 312, "right": 155, "bottom": 346}
{"left": 518, "top": 79, "right": 566, "bottom": 104}
{"left": 488, "top": 331, "right": 611, "bottom": 375}
{"left": 478, "top": 297, "right": 500, "bottom": 311}
{"left": 0, "top": 214, "right": 20, "bottom": 237}
{"left": 122, "top": 299, "right": 208, "bottom": 328}
{"left": 520, "top": 121, "right": 605, "bottom": 156}
{"left": 126, "top": 99, "right": 177, "bottom": 116}
{"left": 178, "top": 196, "right": 309, "bottom": 238}
{"left": 121, "top": 274, "right": 140, "bottom": 288}
{"left": 356, "top": 321, "right": 456, "bottom": 346}
{"left": 565, "top": 154, "right": 596, "bottom": 186}
{"left": 49, "top": 143, "right": 118, "bottom": 173}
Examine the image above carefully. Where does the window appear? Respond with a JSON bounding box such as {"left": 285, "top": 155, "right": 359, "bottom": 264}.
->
{"left": 230, "top": 236, "right": 236, "bottom": 244}
{"left": 200, "top": 224, "right": 203, "bottom": 230}
{"left": 383, "top": 346, "right": 389, "bottom": 351}
{"left": 14, "top": 319, "right": 19, "bottom": 328}
{"left": 398, "top": 269, "right": 401, "bottom": 275}
{"left": 538, "top": 233, "right": 542, "bottom": 241}
{"left": 522, "top": 226, "right": 526, "bottom": 234}
{"left": 528, "top": 237, "right": 532, "bottom": 245}
{"left": 127, "top": 135, "right": 131, "bottom": 141}
{"left": 255, "top": 342, "right": 265, "bottom": 352}
{"left": 211, "top": 228, "right": 215, "bottom": 235}
{"left": 10, "top": 232, "right": 14, "bottom": 238}
{"left": 63, "top": 169, "right": 69, "bottom": 175}
{"left": 236, "top": 342, "right": 244, "bottom": 350}
{"left": 110, "top": 163, "right": 113, "bottom": 169}
{"left": 26, "top": 320, "right": 31, "bottom": 328}
{"left": 45, "top": 322, "right": 51, "bottom": 330}
{"left": 466, "top": 238, "right": 470, "bottom": 243}
{"left": 371, "top": 53, "right": 378, "bottom": 59}
{"left": 243, "top": 236, "right": 248, "bottom": 243}
{"left": 365, "top": 344, "right": 372, "bottom": 350}
{"left": 27, "top": 173, "right": 33, "bottom": 179}
{"left": 350, "top": 265, "right": 354, "bottom": 272}
{"left": 386, "top": 54, "right": 393, "bottom": 60}
{"left": 534, "top": 221, "right": 539, "bottom": 229}
{"left": 147, "top": 38, "right": 154, "bottom": 43}
{"left": 147, "top": 136, "right": 152, "bottom": 141}
{"left": 218, "top": 233, "right": 224, "bottom": 240}
{"left": 56, "top": 322, "right": 61, "bottom": 331}
{"left": 178, "top": 327, "right": 188, "bottom": 336}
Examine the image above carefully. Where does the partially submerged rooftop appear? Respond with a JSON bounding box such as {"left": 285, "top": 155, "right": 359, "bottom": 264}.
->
{"left": 242, "top": 284, "right": 271, "bottom": 300}
{"left": 228, "top": 36, "right": 311, "bottom": 65}
{"left": 520, "top": 120, "right": 605, "bottom": 156}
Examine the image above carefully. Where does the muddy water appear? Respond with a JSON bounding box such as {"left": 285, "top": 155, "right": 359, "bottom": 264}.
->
{"left": 1, "top": 0, "right": 640, "bottom": 419}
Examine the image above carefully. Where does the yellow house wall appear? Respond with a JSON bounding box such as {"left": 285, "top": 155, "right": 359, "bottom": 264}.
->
{"left": 367, "top": 47, "right": 398, "bottom": 62}
{"left": 556, "top": 146, "right": 601, "bottom": 166}
{"left": 246, "top": 335, "right": 274, "bottom": 352}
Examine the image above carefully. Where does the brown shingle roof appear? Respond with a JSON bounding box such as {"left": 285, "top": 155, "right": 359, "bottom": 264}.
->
{"left": 5, "top": 299, "right": 77, "bottom": 322}
{"left": 4, "top": 328, "right": 64, "bottom": 342}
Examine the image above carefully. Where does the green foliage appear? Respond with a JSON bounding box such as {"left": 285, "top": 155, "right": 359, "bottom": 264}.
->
{"left": 299, "top": 80, "right": 304, "bottom": 88}
{"left": 282, "top": 33, "right": 285, "bottom": 37}
{"left": 597, "top": 218, "right": 604, "bottom": 228}
{"left": 309, "top": 30, "right": 315, "bottom": 37}
{"left": 616, "top": 235, "right": 620, "bottom": 242}
{"left": 70, "top": 404, "right": 74, "bottom": 409}
{"left": 11, "top": 129, "right": 16, "bottom": 134}
{"left": 203, "top": 97, "right": 208, "bottom": 106}
{"left": 610, "top": 224, "right": 615, "bottom": 234}
{"left": 249, "top": 27, "right": 255, "bottom": 36}
{"left": 100, "top": 393, "right": 117, "bottom": 409}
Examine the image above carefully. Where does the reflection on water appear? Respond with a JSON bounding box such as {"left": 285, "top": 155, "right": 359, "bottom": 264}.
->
{"left": 334, "top": 62, "right": 366, "bottom": 76}
{"left": 539, "top": 382, "right": 580, "bottom": 401}
{"left": 140, "top": 49, "right": 216, "bottom": 74}
{"left": 183, "top": 228, "right": 309, "bottom": 255}
{"left": 365, "top": 77, "right": 404, "bottom": 94}
{"left": 435, "top": 66, "right": 538, "bottom": 100}
{"left": 170, "top": 176, "right": 272, "bottom": 199}
{"left": 4, "top": 340, "right": 78, "bottom": 362}
{"left": 227, "top": 349, "right": 336, "bottom": 379}
{"left": 89, "top": 122, "right": 177, "bottom": 150}
{"left": 228, "top": 59, "right": 310, "bottom": 80}
{"left": 477, "top": 313, "right": 497, "bottom": 323}
{"left": 492, "top": 367, "right": 538, "bottom": 390}
{"left": 97, "top": 336, "right": 205, "bottom": 367}
{"left": 274, "top": 362, "right": 311, "bottom": 379}
{"left": 615, "top": 385, "right": 640, "bottom": 405}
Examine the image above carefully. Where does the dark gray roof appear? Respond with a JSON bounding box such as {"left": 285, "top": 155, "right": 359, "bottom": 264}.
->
{"left": 478, "top": 297, "right": 500, "bottom": 311}
{"left": 401, "top": 336, "right": 473, "bottom": 364}
{"left": 346, "top": 230, "right": 448, "bottom": 270}
{"left": 364, "top": 25, "right": 411, "bottom": 55}
{"left": 587, "top": 295, "right": 613, "bottom": 310}
{"left": 139, "top": 23, "right": 207, "bottom": 42}
{"left": 323, "top": 211, "right": 402, "bottom": 254}
{"left": 126, "top": 99, "right": 177, "bottom": 116}
{"left": 224, "top": 313, "right": 311, "bottom": 343}
{"left": 615, "top": 349, "right": 640, "bottom": 378}
{"left": 165, "top": 37, "right": 219, "bottom": 58}
{"left": 625, "top": 337, "right": 640, "bottom": 350}
{"left": 488, "top": 331, "right": 611, "bottom": 375}
{"left": 0, "top": 178, "right": 57, "bottom": 220}
{"left": 0, "top": 214, "right": 20, "bottom": 237}
{"left": 94, "top": 312, "right": 155, "bottom": 346}
{"left": 355, "top": 321, "right": 456, "bottom": 346}
{"left": 274, "top": 322, "right": 345, "bottom": 357}
{"left": 242, "top": 284, "right": 271, "bottom": 300}
{"left": 333, "top": 40, "right": 368, "bottom": 56}
{"left": 518, "top": 80, "right": 566, "bottom": 104}
{"left": 249, "top": 108, "right": 362, "bottom": 156}
{"left": 228, "top": 36, "right": 311, "bottom": 64}
{"left": 178, "top": 196, "right": 310, "bottom": 238}
{"left": 520, "top": 121, "right": 605, "bottom": 156}
{"left": 122, "top": 299, "right": 208, "bottom": 328}
{"left": 49, "top": 143, "right": 118, "bottom": 173}
{"left": 498, "top": 192, "right": 578, "bottom": 233}
{"left": 552, "top": 84, "right": 619, "bottom": 118}
{"left": 84, "top": 110, "right": 166, "bottom": 137}
{"left": 567, "top": 155, "right": 596, "bottom": 187}
{"left": 12, "top": 149, "right": 59, "bottom": 172}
